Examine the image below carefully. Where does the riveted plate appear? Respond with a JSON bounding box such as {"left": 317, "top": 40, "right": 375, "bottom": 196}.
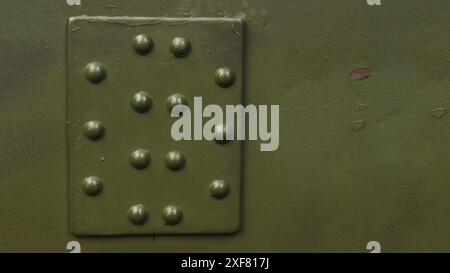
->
{"left": 67, "top": 16, "right": 243, "bottom": 235}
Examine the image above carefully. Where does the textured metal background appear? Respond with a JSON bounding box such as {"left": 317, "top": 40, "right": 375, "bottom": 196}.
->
{"left": 1, "top": 0, "right": 450, "bottom": 252}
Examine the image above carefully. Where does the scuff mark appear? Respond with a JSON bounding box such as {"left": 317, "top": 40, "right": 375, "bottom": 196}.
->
{"left": 432, "top": 107, "right": 447, "bottom": 119}
{"left": 350, "top": 120, "right": 366, "bottom": 131}
{"left": 357, "top": 103, "right": 369, "bottom": 111}
{"left": 105, "top": 5, "right": 119, "bottom": 9}
{"left": 231, "top": 23, "right": 242, "bottom": 36}
{"left": 155, "top": 61, "right": 176, "bottom": 66}
{"left": 197, "top": 41, "right": 232, "bottom": 51}
{"left": 74, "top": 141, "right": 86, "bottom": 151}
{"left": 350, "top": 67, "right": 373, "bottom": 80}
{"left": 156, "top": 24, "right": 168, "bottom": 36}
{"left": 70, "top": 24, "right": 81, "bottom": 32}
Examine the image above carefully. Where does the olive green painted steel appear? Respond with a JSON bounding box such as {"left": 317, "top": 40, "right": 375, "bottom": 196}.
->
{"left": 68, "top": 16, "right": 242, "bottom": 235}
{"left": 1, "top": 0, "right": 450, "bottom": 252}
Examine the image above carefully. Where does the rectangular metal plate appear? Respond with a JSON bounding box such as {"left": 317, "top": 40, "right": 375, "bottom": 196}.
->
{"left": 68, "top": 16, "right": 243, "bottom": 235}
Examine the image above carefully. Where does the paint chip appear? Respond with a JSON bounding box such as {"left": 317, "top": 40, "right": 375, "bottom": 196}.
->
{"left": 350, "top": 67, "right": 373, "bottom": 80}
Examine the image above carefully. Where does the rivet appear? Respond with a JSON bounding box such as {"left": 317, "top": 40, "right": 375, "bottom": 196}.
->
{"left": 165, "top": 151, "right": 185, "bottom": 171}
{"left": 129, "top": 149, "right": 151, "bottom": 169}
{"left": 209, "top": 179, "right": 230, "bottom": 199}
{"left": 166, "top": 93, "right": 188, "bottom": 112}
{"left": 132, "top": 34, "right": 153, "bottom": 55}
{"left": 162, "top": 205, "right": 182, "bottom": 225}
{"left": 214, "top": 67, "right": 235, "bottom": 88}
{"left": 127, "top": 204, "right": 148, "bottom": 225}
{"left": 131, "top": 91, "right": 152, "bottom": 113}
{"left": 83, "top": 120, "right": 104, "bottom": 140}
{"left": 432, "top": 107, "right": 447, "bottom": 119}
{"left": 84, "top": 62, "right": 106, "bottom": 83}
{"left": 350, "top": 120, "right": 366, "bottom": 131}
{"left": 170, "top": 37, "right": 191, "bottom": 57}
{"left": 81, "top": 176, "right": 103, "bottom": 196}
{"left": 214, "top": 124, "right": 231, "bottom": 144}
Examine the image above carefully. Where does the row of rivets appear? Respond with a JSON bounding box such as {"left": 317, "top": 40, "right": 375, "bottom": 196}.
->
{"left": 81, "top": 177, "right": 229, "bottom": 226}
{"left": 87, "top": 92, "right": 186, "bottom": 114}
{"left": 131, "top": 92, "right": 189, "bottom": 113}
{"left": 127, "top": 204, "right": 183, "bottom": 225}
{"left": 84, "top": 119, "right": 229, "bottom": 144}
{"left": 80, "top": 34, "right": 233, "bottom": 230}
{"left": 82, "top": 92, "right": 186, "bottom": 116}
{"left": 85, "top": 61, "right": 235, "bottom": 88}
{"left": 128, "top": 149, "right": 188, "bottom": 171}
{"left": 85, "top": 34, "right": 235, "bottom": 88}
{"left": 82, "top": 178, "right": 230, "bottom": 199}
{"left": 132, "top": 35, "right": 191, "bottom": 58}
{"left": 129, "top": 150, "right": 186, "bottom": 170}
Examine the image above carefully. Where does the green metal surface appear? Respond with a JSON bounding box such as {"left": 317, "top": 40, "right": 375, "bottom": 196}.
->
{"left": 68, "top": 16, "right": 242, "bottom": 235}
{"left": 1, "top": 0, "right": 450, "bottom": 252}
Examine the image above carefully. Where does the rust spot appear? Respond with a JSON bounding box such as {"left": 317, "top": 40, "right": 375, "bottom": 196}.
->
{"left": 350, "top": 67, "right": 373, "bottom": 80}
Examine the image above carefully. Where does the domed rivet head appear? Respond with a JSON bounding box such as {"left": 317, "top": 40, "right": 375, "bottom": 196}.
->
{"left": 166, "top": 93, "right": 188, "bottom": 112}
{"left": 84, "top": 62, "right": 106, "bottom": 83}
{"left": 165, "top": 151, "right": 185, "bottom": 171}
{"left": 129, "top": 149, "right": 151, "bottom": 169}
{"left": 81, "top": 176, "right": 103, "bottom": 196}
{"left": 83, "top": 120, "right": 104, "bottom": 140}
{"left": 214, "top": 124, "right": 231, "bottom": 144}
{"left": 162, "top": 205, "right": 182, "bottom": 225}
{"left": 132, "top": 34, "right": 153, "bottom": 55}
{"left": 170, "top": 37, "right": 191, "bottom": 58}
{"left": 214, "top": 67, "right": 235, "bottom": 88}
{"left": 131, "top": 91, "right": 152, "bottom": 113}
{"left": 127, "top": 204, "right": 148, "bottom": 225}
{"left": 209, "top": 179, "right": 230, "bottom": 199}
